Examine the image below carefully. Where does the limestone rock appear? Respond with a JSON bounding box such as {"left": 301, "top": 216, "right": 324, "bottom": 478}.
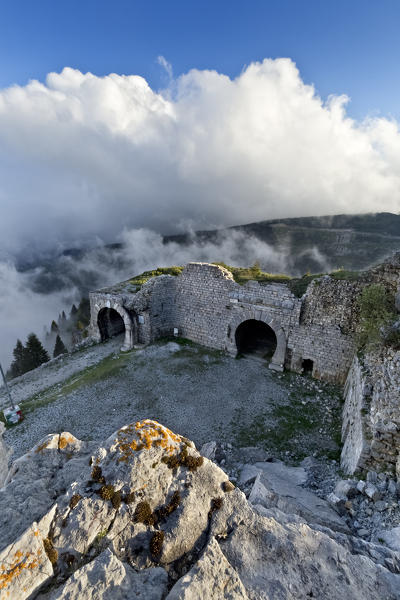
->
{"left": 209, "top": 490, "right": 400, "bottom": 600}
{"left": 248, "top": 461, "right": 350, "bottom": 533}
{"left": 334, "top": 479, "right": 358, "bottom": 499}
{"left": 1, "top": 420, "right": 400, "bottom": 600}
{"left": 357, "top": 480, "right": 367, "bottom": 494}
{"left": 200, "top": 441, "right": 218, "bottom": 461}
{"left": 47, "top": 549, "right": 167, "bottom": 599}
{"left": 326, "top": 492, "right": 347, "bottom": 516}
{"left": 365, "top": 483, "right": 381, "bottom": 502}
{"left": 376, "top": 527, "right": 400, "bottom": 552}
{"left": 0, "top": 521, "right": 54, "bottom": 599}
{"left": 0, "top": 432, "right": 92, "bottom": 552}
{"left": 166, "top": 537, "right": 249, "bottom": 599}
{"left": 239, "top": 464, "right": 262, "bottom": 486}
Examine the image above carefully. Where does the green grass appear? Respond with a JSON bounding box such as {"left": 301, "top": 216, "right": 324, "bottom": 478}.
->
{"left": 159, "top": 340, "right": 225, "bottom": 375}
{"left": 213, "top": 262, "right": 292, "bottom": 286}
{"left": 1, "top": 350, "right": 135, "bottom": 422}
{"left": 230, "top": 375, "right": 343, "bottom": 463}
{"left": 329, "top": 268, "right": 361, "bottom": 281}
{"left": 127, "top": 266, "right": 183, "bottom": 290}
{"left": 213, "top": 262, "right": 362, "bottom": 298}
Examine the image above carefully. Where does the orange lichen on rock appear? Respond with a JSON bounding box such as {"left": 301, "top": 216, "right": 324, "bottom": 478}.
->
{"left": 58, "top": 434, "right": 75, "bottom": 450}
{"left": 0, "top": 547, "right": 42, "bottom": 592}
{"left": 116, "top": 420, "right": 184, "bottom": 463}
{"left": 35, "top": 440, "right": 50, "bottom": 454}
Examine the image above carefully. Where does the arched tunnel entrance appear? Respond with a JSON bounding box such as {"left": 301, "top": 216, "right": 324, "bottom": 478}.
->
{"left": 235, "top": 319, "right": 277, "bottom": 360}
{"left": 98, "top": 307, "right": 126, "bottom": 342}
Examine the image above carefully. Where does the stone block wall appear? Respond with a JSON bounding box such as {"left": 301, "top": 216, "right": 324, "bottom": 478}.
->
{"left": 299, "top": 277, "right": 362, "bottom": 334}
{"left": 171, "top": 263, "right": 302, "bottom": 370}
{"left": 288, "top": 325, "right": 355, "bottom": 383}
{"left": 341, "top": 349, "right": 400, "bottom": 476}
{"left": 172, "top": 263, "right": 236, "bottom": 349}
{"left": 286, "top": 277, "right": 360, "bottom": 382}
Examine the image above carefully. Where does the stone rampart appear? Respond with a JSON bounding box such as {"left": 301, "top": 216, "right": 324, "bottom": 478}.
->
{"left": 341, "top": 349, "right": 400, "bottom": 476}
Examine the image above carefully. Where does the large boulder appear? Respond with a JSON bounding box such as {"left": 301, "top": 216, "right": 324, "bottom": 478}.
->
{"left": 1, "top": 419, "right": 400, "bottom": 600}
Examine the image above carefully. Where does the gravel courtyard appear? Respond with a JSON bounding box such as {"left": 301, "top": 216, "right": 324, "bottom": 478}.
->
{"left": 3, "top": 337, "right": 343, "bottom": 466}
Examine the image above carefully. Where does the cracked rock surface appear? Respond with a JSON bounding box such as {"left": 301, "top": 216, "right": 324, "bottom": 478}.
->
{"left": 1, "top": 420, "right": 400, "bottom": 599}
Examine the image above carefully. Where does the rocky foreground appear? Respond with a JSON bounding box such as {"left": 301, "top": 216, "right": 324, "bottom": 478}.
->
{"left": 1, "top": 421, "right": 400, "bottom": 599}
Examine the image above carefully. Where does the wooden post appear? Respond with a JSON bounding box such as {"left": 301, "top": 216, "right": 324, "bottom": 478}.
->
{"left": 0, "top": 363, "right": 15, "bottom": 409}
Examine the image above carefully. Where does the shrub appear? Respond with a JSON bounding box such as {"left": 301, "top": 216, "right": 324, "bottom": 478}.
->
{"left": 356, "top": 284, "right": 396, "bottom": 350}
{"left": 149, "top": 531, "right": 164, "bottom": 558}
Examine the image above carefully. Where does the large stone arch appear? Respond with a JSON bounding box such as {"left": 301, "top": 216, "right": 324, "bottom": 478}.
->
{"left": 93, "top": 299, "right": 137, "bottom": 351}
{"left": 227, "top": 309, "right": 287, "bottom": 371}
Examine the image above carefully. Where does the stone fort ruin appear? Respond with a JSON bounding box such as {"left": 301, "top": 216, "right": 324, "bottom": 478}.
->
{"left": 89, "top": 259, "right": 399, "bottom": 383}
{"left": 85, "top": 258, "right": 400, "bottom": 477}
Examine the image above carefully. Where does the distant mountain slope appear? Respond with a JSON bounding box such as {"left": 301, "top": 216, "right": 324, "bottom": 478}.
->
{"left": 165, "top": 212, "right": 400, "bottom": 273}
{"left": 16, "top": 212, "right": 400, "bottom": 297}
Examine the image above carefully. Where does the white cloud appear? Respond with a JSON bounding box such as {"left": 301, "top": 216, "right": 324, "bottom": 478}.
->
{"left": 157, "top": 55, "right": 173, "bottom": 80}
{"left": 0, "top": 58, "right": 399, "bottom": 257}
{"left": 1, "top": 57, "right": 400, "bottom": 369}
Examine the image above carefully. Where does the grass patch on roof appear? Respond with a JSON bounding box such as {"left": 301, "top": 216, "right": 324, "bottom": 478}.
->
{"left": 127, "top": 266, "right": 183, "bottom": 289}
{"left": 213, "top": 262, "right": 291, "bottom": 286}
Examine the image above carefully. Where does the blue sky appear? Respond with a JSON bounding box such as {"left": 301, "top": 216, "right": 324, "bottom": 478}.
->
{"left": 1, "top": 0, "right": 400, "bottom": 121}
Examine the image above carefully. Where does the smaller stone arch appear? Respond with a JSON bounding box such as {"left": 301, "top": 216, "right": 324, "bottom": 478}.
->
{"left": 94, "top": 299, "right": 137, "bottom": 351}
{"left": 228, "top": 309, "right": 287, "bottom": 371}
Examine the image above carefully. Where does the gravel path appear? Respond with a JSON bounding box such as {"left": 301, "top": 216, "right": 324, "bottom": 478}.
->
{"left": 3, "top": 339, "right": 343, "bottom": 467}
{"left": 0, "top": 338, "right": 122, "bottom": 408}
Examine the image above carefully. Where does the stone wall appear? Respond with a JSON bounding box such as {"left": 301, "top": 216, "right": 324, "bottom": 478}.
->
{"left": 341, "top": 349, "right": 400, "bottom": 476}
{"left": 287, "top": 277, "right": 360, "bottom": 382}
{"left": 288, "top": 325, "right": 355, "bottom": 383}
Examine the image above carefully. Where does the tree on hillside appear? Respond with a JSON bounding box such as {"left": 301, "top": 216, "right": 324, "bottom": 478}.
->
{"left": 8, "top": 339, "right": 27, "bottom": 379}
{"left": 53, "top": 335, "right": 68, "bottom": 358}
{"left": 58, "top": 311, "right": 67, "bottom": 327}
{"left": 76, "top": 297, "right": 90, "bottom": 326}
{"left": 50, "top": 320, "right": 59, "bottom": 333}
{"left": 70, "top": 304, "right": 78, "bottom": 318}
{"left": 25, "top": 333, "right": 50, "bottom": 371}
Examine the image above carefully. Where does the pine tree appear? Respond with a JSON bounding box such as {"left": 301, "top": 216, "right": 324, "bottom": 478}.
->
{"left": 53, "top": 335, "right": 67, "bottom": 358}
{"left": 25, "top": 333, "right": 50, "bottom": 371}
{"left": 50, "top": 320, "right": 59, "bottom": 333}
{"left": 70, "top": 304, "right": 78, "bottom": 318}
{"left": 76, "top": 297, "right": 90, "bottom": 326}
{"left": 9, "top": 339, "right": 27, "bottom": 378}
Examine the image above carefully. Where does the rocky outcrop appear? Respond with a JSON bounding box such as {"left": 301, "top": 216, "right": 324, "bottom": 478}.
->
{"left": 341, "top": 350, "right": 400, "bottom": 475}
{"left": 1, "top": 420, "right": 400, "bottom": 599}
{"left": 242, "top": 460, "right": 350, "bottom": 534}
